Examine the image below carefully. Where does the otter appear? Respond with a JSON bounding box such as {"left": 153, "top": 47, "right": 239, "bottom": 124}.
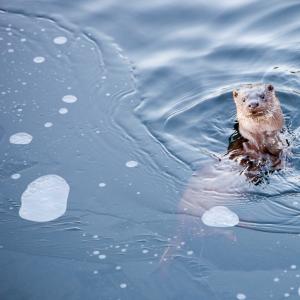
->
{"left": 228, "top": 83, "right": 285, "bottom": 184}
{"left": 160, "top": 84, "right": 287, "bottom": 260}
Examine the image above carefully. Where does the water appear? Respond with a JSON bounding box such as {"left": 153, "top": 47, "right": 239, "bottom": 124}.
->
{"left": 1, "top": 1, "right": 300, "bottom": 299}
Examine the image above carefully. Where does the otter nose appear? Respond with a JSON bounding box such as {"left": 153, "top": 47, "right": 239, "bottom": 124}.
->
{"left": 248, "top": 101, "right": 259, "bottom": 109}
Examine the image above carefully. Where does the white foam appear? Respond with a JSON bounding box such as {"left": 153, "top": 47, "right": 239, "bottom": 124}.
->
{"left": 33, "top": 56, "right": 45, "bottom": 63}
{"left": 9, "top": 132, "right": 33, "bottom": 144}
{"left": 62, "top": 95, "right": 77, "bottom": 103}
{"left": 201, "top": 206, "right": 239, "bottom": 227}
{"left": 126, "top": 160, "right": 138, "bottom": 168}
{"left": 19, "top": 175, "right": 69, "bottom": 222}
{"left": 53, "top": 36, "right": 67, "bottom": 45}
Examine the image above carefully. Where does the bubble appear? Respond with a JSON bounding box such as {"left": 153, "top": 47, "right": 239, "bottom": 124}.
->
{"left": 98, "top": 254, "right": 106, "bottom": 260}
{"left": 98, "top": 182, "right": 106, "bottom": 188}
{"left": 120, "top": 283, "right": 127, "bottom": 289}
{"left": 11, "top": 173, "right": 21, "bottom": 180}
{"left": 59, "top": 108, "right": 68, "bottom": 114}
{"left": 9, "top": 132, "right": 33, "bottom": 144}
{"left": 291, "top": 265, "right": 297, "bottom": 269}
{"left": 187, "top": 250, "right": 194, "bottom": 255}
{"left": 93, "top": 250, "right": 100, "bottom": 255}
{"left": 62, "top": 95, "right": 77, "bottom": 103}
{"left": 201, "top": 206, "right": 239, "bottom": 227}
{"left": 142, "top": 249, "right": 149, "bottom": 254}
{"left": 115, "top": 266, "right": 122, "bottom": 270}
{"left": 273, "top": 277, "right": 280, "bottom": 282}
{"left": 53, "top": 36, "right": 68, "bottom": 45}
{"left": 126, "top": 160, "right": 138, "bottom": 168}
{"left": 33, "top": 56, "right": 45, "bottom": 63}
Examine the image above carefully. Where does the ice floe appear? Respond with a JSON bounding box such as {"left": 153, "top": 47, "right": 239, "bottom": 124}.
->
{"left": 19, "top": 175, "right": 69, "bottom": 222}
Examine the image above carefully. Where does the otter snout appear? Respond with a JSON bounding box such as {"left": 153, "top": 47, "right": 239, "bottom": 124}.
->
{"left": 247, "top": 100, "right": 259, "bottom": 109}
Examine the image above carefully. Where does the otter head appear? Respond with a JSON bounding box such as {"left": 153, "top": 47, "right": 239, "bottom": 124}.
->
{"left": 233, "top": 83, "right": 278, "bottom": 118}
{"left": 232, "top": 83, "right": 283, "bottom": 141}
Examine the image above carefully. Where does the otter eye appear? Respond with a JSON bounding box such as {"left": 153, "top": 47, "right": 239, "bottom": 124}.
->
{"left": 267, "top": 84, "right": 274, "bottom": 91}
{"left": 242, "top": 98, "right": 246, "bottom": 102}
{"left": 260, "top": 94, "right": 265, "bottom": 99}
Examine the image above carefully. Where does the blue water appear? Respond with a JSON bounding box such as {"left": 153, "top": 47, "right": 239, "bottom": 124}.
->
{"left": 1, "top": 1, "right": 300, "bottom": 299}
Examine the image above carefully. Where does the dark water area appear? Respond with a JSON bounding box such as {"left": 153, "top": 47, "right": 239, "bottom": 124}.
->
{"left": 1, "top": 1, "right": 300, "bottom": 299}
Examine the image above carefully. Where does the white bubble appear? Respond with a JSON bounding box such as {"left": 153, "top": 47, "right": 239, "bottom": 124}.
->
{"left": 8, "top": 48, "right": 14, "bottom": 53}
{"left": 115, "top": 266, "right": 122, "bottom": 270}
{"left": 126, "top": 160, "right": 138, "bottom": 168}
{"left": 273, "top": 277, "right": 280, "bottom": 282}
{"left": 19, "top": 175, "right": 69, "bottom": 222}
{"left": 201, "top": 206, "right": 239, "bottom": 227}
{"left": 142, "top": 249, "right": 149, "bottom": 254}
{"left": 11, "top": 173, "right": 21, "bottom": 180}
{"left": 59, "top": 107, "right": 68, "bottom": 114}
{"left": 120, "top": 283, "right": 127, "bottom": 289}
{"left": 98, "top": 182, "right": 106, "bottom": 188}
{"left": 62, "top": 95, "right": 77, "bottom": 103}
{"left": 33, "top": 56, "right": 45, "bottom": 63}
{"left": 236, "top": 294, "right": 246, "bottom": 300}
{"left": 53, "top": 36, "right": 67, "bottom": 45}
{"left": 284, "top": 293, "right": 290, "bottom": 298}
{"left": 44, "top": 122, "right": 53, "bottom": 128}
{"left": 298, "top": 287, "right": 300, "bottom": 296}
{"left": 187, "top": 250, "right": 194, "bottom": 255}
{"left": 93, "top": 270, "right": 98, "bottom": 275}
{"left": 93, "top": 250, "right": 100, "bottom": 255}
{"left": 291, "top": 265, "right": 297, "bottom": 269}
{"left": 9, "top": 132, "right": 33, "bottom": 145}
{"left": 98, "top": 254, "right": 106, "bottom": 260}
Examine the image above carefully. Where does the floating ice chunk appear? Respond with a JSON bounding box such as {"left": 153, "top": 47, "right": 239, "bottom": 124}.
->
{"left": 62, "top": 95, "right": 77, "bottom": 103}
{"left": 33, "top": 56, "right": 45, "bottom": 63}
{"left": 11, "top": 173, "right": 21, "bottom": 180}
{"left": 126, "top": 160, "right": 138, "bottom": 168}
{"left": 19, "top": 175, "right": 69, "bottom": 222}
{"left": 9, "top": 132, "right": 33, "bottom": 144}
{"left": 236, "top": 294, "right": 246, "bottom": 300}
{"left": 44, "top": 122, "right": 53, "bottom": 128}
{"left": 59, "top": 107, "right": 68, "bottom": 114}
{"left": 201, "top": 206, "right": 239, "bottom": 227}
{"left": 53, "top": 36, "right": 67, "bottom": 45}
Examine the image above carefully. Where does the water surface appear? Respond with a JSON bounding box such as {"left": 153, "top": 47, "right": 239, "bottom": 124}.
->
{"left": 1, "top": 1, "right": 300, "bottom": 299}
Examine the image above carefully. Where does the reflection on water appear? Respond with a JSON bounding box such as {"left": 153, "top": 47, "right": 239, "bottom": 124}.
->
{"left": 1, "top": 1, "right": 300, "bottom": 299}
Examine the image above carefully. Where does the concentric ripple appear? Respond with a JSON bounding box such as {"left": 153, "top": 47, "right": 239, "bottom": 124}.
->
{"left": 135, "top": 2, "right": 300, "bottom": 234}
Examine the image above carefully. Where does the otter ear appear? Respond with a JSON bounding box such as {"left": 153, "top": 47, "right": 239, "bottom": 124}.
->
{"left": 233, "top": 90, "right": 238, "bottom": 98}
{"left": 267, "top": 84, "right": 274, "bottom": 91}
